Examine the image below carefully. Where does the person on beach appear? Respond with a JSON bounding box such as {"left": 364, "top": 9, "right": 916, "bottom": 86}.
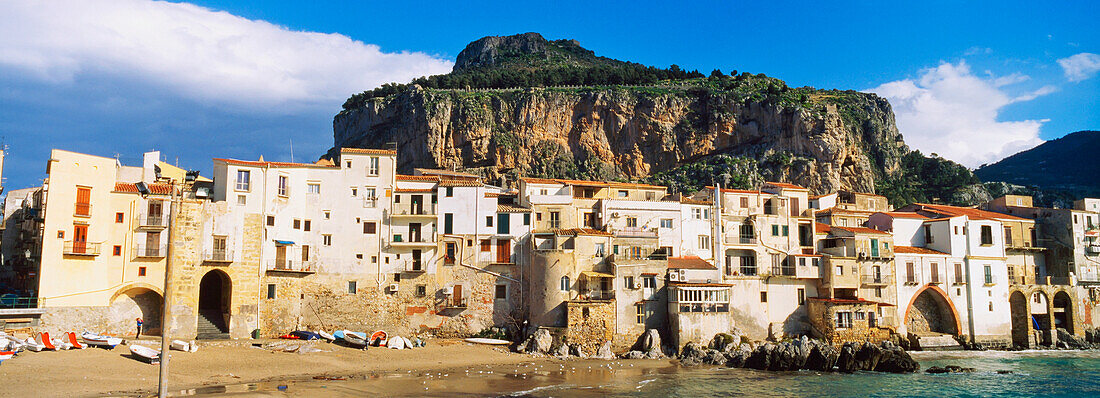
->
{"left": 135, "top": 317, "right": 143, "bottom": 339}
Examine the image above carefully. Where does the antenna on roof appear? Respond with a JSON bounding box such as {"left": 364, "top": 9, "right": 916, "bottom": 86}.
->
{"left": 290, "top": 138, "right": 295, "bottom": 163}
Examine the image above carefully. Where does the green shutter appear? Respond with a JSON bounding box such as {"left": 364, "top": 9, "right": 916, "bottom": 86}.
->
{"left": 444, "top": 213, "right": 453, "bottom": 234}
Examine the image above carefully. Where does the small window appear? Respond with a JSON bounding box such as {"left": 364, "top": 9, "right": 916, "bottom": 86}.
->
{"left": 660, "top": 218, "right": 673, "bottom": 228}
{"left": 836, "top": 312, "right": 852, "bottom": 328}
{"left": 293, "top": 219, "right": 301, "bottom": 229}
{"left": 984, "top": 265, "right": 993, "bottom": 284}
{"left": 523, "top": 213, "right": 530, "bottom": 225}
{"left": 371, "top": 255, "right": 378, "bottom": 263}
{"left": 989, "top": 302, "right": 994, "bottom": 311}
{"left": 348, "top": 281, "right": 357, "bottom": 294}
{"left": 304, "top": 220, "right": 311, "bottom": 231}
{"left": 618, "top": 190, "right": 628, "bottom": 198}
{"left": 363, "top": 222, "right": 377, "bottom": 234}
{"left": 698, "top": 235, "right": 710, "bottom": 250}
{"left": 481, "top": 239, "right": 491, "bottom": 252}
{"left": 495, "top": 285, "right": 507, "bottom": 300}
{"left": 445, "top": 187, "right": 454, "bottom": 197}
{"left": 760, "top": 291, "right": 768, "bottom": 302}
{"left": 307, "top": 183, "right": 320, "bottom": 194}
{"left": 980, "top": 225, "right": 993, "bottom": 245}
{"left": 324, "top": 211, "right": 331, "bottom": 220}
{"left": 58, "top": 231, "right": 64, "bottom": 239}
{"left": 623, "top": 276, "right": 634, "bottom": 289}
{"left": 797, "top": 288, "right": 805, "bottom": 305}
{"left": 345, "top": 160, "right": 352, "bottom": 168}
{"left": 393, "top": 273, "right": 401, "bottom": 282}
{"left": 782, "top": 225, "right": 789, "bottom": 237}
{"left": 266, "top": 216, "right": 275, "bottom": 226}
{"left": 415, "top": 285, "right": 426, "bottom": 297}
{"left": 395, "top": 194, "right": 401, "bottom": 203}
{"left": 560, "top": 276, "right": 570, "bottom": 292}
{"left": 323, "top": 235, "right": 332, "bottom": 246}
{"left": 277, "top": 175, "right": 288, "bottom": 196}
{"left": 237, "top": 195, "right": 247, "bottom": 205}
{"left": 772, "top": 225, "right": 780, "bottom": 236}
{"left": 536, "top": 213, "right": 542, "bottom": 221}
{"left": 138, "top": 266, "right": 147, "bottom": 277}
{"left": 645, "top": 192, "right": 655, "bottom": 200}
{"left": 355, "top": 253, "right": 363, "bottom": 259}
{"left": 113, "top": 245, "right": 122, "bottom": 256}
{"left": 115, "top": 212, "right": 125, "bottom": 223}
{"left": 486, "top": 216, "right": 493, "bottom": 227}
{"left": 369, "top": 157, "right": 379, "bottom": 175}
{"left": 351, "top": 188, "right": 358, "bottom": 197}
{"left": 740, "top": 197, "right": 749, "bottom": 208}
{"left": 626, "top": 217, "right": 638, "bottom": 228}
{"left": 266, "top": 284, "right": 276, "bottom": 299}
{"left": 235, "top": 170, "right": 251, "bottom": 191}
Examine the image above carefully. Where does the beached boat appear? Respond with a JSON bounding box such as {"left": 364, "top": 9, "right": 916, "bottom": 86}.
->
{"left": 341, "top": 331, "right": 368, "bottom": 348}
{"left": 369, "top": 330, "right": 388, "bottom": 347}
{"left": 65, "top": 332, "right": 85, "bottom": 349}
{"left": 38, "top": 332, "right": 57, "bottom": 350}
{"left": 316, "top": 330, "right": 335, "bottom": 341}
{"left": 81, "top": 331, "right": 123, "bottom": 348}
{"left": 290, "top": 331, "right": 321, "bottom": 340}
{"left": 53, "top": 338, "right": 73, "bottom": 350}
{"left": 22, "top": 338, "right": 45, "bottom": 352}
{"left": 388, "top": 335, "right": 406, "bottom": 349}
{"left": 464, "top": 337, "right": 512, "bottom": 346}
{"left": 170, "top": 340, "right": 198, "bottom": 352}
{"left": 0, "top": 350, "right": 15, "bottom": 364}
{"left": 129, "top": 345, "right": 160, "bottom": 364}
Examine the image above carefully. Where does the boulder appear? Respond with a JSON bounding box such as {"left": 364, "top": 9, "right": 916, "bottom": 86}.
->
{"left": 1056, "top": 328, "right": 1088, "bottom": 349}
{"left": 926, "top": 365, "right": 975, "bottom": 374}
{"left": 551, "top": 342, "right": 570, "bottom": 357}
{"left": 638, "top": 329, "right": 665, "bottom": 358}
{"left": 873, "top": 344, "right": 920, "bottom": 373}
{"left": 744, "top": 343, "right": 775, "bottom": 370}
{"left": 621, "top": 350, "right": 646, "bottom": 359}
{"left": 835, "top": 342, "right": 859, "bottom": 372}
{"left": 594, "top": 341, "right": 614, "bottom": 360}
{"left": 725, "top": 348, "right": 750, "bottom": 368}
{"left": 703, "top": 349, "right": 728, "bottom": 365}
{"left": 678, "top": 342, "right": 709, "bottom": 366}
{"left": 521, "top": 329, "right": 553, "bottom": 354}
{"left": 804, "top": 344, "right": 838, "bottom": 371}
{"left": 711, "top": 333, "right": 736, "bottom": 352}
{"left": 569, "top": 343, "right": 588, "bottom": 358}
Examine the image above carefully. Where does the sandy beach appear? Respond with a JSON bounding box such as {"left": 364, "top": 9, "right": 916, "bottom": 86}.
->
{"left": 0, "top": 338, "right": 574, "bottom": 397}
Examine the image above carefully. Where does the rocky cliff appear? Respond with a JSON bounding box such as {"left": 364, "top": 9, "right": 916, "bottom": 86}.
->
{"left": 331, "top": 33, "right": 970, "bottom": 203}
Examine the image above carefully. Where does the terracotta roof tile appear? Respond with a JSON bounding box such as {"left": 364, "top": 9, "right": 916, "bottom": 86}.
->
{"left": 339, "top": 148, "right": 397, "bottom": 155}
{"left": 680, "top": 198, "right": 712, "bottom": 205}
{"left": 394, "top": 188, "right": 435, "bottom": 193}
{"left": 706, "top": 186, "right": 766, "bottom": 195}
{"left": 815, "top": 223, "right": 832, "bottom": 234}
{"left": 893, "top": 246, "right": 950, "bottom": 255}
{"left": 554, "top": 228, "right": 613, "bottom": 237}
{"left": 438, "top": 179, "right": 484, "bottom": 187}
{"left": 765, "top": 181, "right": 808, "bottom": 190}
{"left": 214, "top": 158, "right": 338, "bottom": 169}
{"left": 667, "top": 256, "right": 717, "bottom": 270}
{"left": 114, "top": 182, "right": 172, "bottom": 195}
{"left": 832, "top": 226, "right": 891, "bottom": 235}
{"left": 910, "top": 203, "right": 1030, "bottom": 221}
{"left": 608, "top": 181, "right": 667, "bottom": 190}
{"left": 396, "top": 175, "right": 440, "bottom": 182}
{"left": 414, "top": 168, "right": 478, "bottom": 178}
{"left": 497, "top": 204, "right": 530, "bottom": 213}
{"left": 879, "top": 211, "right": 929, "bottom": 219}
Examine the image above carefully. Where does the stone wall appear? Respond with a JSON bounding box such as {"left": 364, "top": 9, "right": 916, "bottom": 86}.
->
{"left": 808, "top": 300, "right": 892, "bottom": 346}
{"left": 566, "top": 300, "right": 615, "bottom": 355}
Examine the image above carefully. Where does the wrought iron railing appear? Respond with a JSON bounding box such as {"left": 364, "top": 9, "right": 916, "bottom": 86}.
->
{"left": 133, "top": 244, "right": 167, "bottom": 258}
{"left": 63, "top": 241, "right": 100, "bottom": 255}
{"left": 203, "top": 250, "right": 234, "bottom": 262}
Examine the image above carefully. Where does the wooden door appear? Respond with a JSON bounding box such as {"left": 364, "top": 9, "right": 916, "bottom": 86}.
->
{"left": 411, "top": 195, "right": 423, "bottom": 214}
{"left": 409, "top": 223, "right": 421, "bottom": 242}
{"left": 275, "top": 246, "right": 287, "bottom": 269}
{"left": 73, "top": 225, "right": 88, "bottom": 254}
{"left": 496, "top": 240, "right": 511, "bottom": 263}
{"left": 412, "top": 249, "right": 422, "bottom": 271}
{"left": 75, "top": 187, "right": 91, "bottom": 216}
{"left": 452, "top": 284, "right": 463, "bottom": 307}
{"left": 145, "top": 231, "right": 160, "bottom": 256}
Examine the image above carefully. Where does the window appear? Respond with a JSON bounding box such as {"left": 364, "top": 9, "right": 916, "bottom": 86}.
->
{"left": 984, "top": 265, "right": 993, "bottom": 284}
{"left": 924, "top": 225, "right": 934, "bottom": 243}
{"left": 307, "top": 183, "right": 320, "bottom": 194}
{"left": 235, "top": 170, "right": 251, "bottom": 191}
{"left": 113, "top": 245, "right": 122, "bottom": 256}
{"left": 645, "top": 192, "right": 656, "bottom": 201}
{"left": 293, "top": 219, "right": 301, "bottom": 229}
{"left": 444, "top": 213, "right": 454, "bottom": 234}
{"left": 693, "top": 208, "right": 702, "bottom": 219}
{"left": 595, "top": 243, "right": 606, "bottom": 257}
{"left": 481, "top": 239, "right": 491, "bottom": 252}
{"left": 363, "top": 222, "right": 376, "bottom": 234}
{"left": 772, "top": 225, "right": 780, "bottom": 236}
{"left": 760, "top": 291, "right": 768, "bottom": 303}
{"left": 395, "top": 194, "right": 401, "bottom": 203}
{"left": 301, "top": 245, "right": 310, "bottom": 262}
{"left": 643, "top": 276, "right": 657, "bottom": 289}
{"left": 138, "top": 267, "right": 147, "bottom": 277}
{"left": 348, "top": 281, "right": 357, "bottom": 294}
{"left": 698, "top": 235, "right": 710, "bottom": 250}
{"left": 560, "top": 276, "right": 570, "bottom": 292}
{"left": 495, "top": 285, "right": 508, "bottom": 300}
{"left": 855, "top": 311, "right": 866, "bottom": 321}
{"left": 954, "top": 263, "right": 964, "bottom": 284}
{"left": 345, "top": 160, "right": 352, "bottom": 168}
{"left": 618, "top": 190, "right": 628, "bottom": 198}
{"left": 636, "top": 303, "right": 646, "bottom": 324}
{"left": 836, "top": 312, "right": 853, "bottom": 328}
{"left": 626, "top": 217, "right": 638, "bottom": 228}
{"left": 277, "top": 175, "right": 288, "bottom": 196}
{"left": 797, "top": 288, "right": 805, "bottom": 305}
{"left": 486, "top": 216, "right": 493, "bottom": 227}
{"left": 415, "top": 285, "right": 427, "bottom": 297}
{"left": 324, "top": 211, "right": 330, "bottom": 220}
{"left": 623, "top": 276, "right": 634, "bottom": 289}
{"left": 266, "top": 216, "right": 275, "bottom": 226}
{"left": 323, "top": 234, "right": 332, "bottom": 246}
{"left": 369, "top": 157, "right": 379, "bottom": 175}
{"left": 870, "top": 238, "right": 880, "bottom": 257}
{"left": 660, "top": 218, "right": 673, "bottom": 229}
{"left": 371, "top": 255, "right": 377, "bottom": 263}
{"left": 930, "top": 262, "right": 940, "bottom": 283}
{"left": 523, "top": 213, "right": 530, "bottom": 226}
{"left": 980, "top": 225, "right": 993, "bottom": 245}
{"left": 237, "top": 195, "right": 247, "bottom": 205}
{"left": 498, "top": 213, "right": 510, "bottom": 234}
{"left": 445, "top": 242, "right": 456, "bottom": 265}
{"left": 266, "top": 284, "right": 276, "bottom": 299}
{"left": 875, "top": 287, "right": 882, "bottom": 297}
{"left": 989, "top": 302, "right": 994, "bottom": 311}
{"left": 394, "top": 273, "right": 401, "bottom": 282}
{"left": 351, "top": 188, "right": 358, "bottom": 197}
{"left": 835, "top": 265, "right": 844, "bottom": 276}
{"left": 536, "top": 213, "right": 542, "bottom": 221}
{"left": 906, "top": 262, "right": 916, "bottom": 283}
{"left": 115, "top": 212, "right": 125, "bottom": 223}
{"left": 445, "top": 187, "right": 454, "bottom": 197}
{"left": 740, "top": 197, "right": 749, "bottom": 208}
{"left": 364, "top": 187, "right": 375, "bottom": 199}
{"left": 782, "top": 225, "right": 789, "bottom": 237}
{"left": 549, "top": 212, "right": 560, "bottom": 229}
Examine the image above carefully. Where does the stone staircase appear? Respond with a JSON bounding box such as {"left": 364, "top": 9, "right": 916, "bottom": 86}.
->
{"left": 909, "top": 333, "right": 962, "bottom": 351}
{"left": 196, "top": 310, "right": 229, "bottom": 340}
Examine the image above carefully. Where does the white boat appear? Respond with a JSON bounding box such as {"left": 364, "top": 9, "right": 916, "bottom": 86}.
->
{"left": 52, "top": 338, "right": 73, "bottom": 350}
{"left": 464, "top": 337, "right": 512, "bottom": 346}
{"left": 129, "top": 345, "right": 161, "bottom": 364}
{"left": 81, "top": 331, "right": 123, "bottom": 348}
{"left": 0, "top": 350, "right": 14, "bottom": 363}
{"left": 22, "top": 338, "right": 45, "bottom": 352}
{"left": 170, "top": 340, "right": 198, "bottom": 352}
{"left": 388, "top": 335, "right": 406, "bottom": 349}
{"left": 340, "top": 331, "right": 368, "bottom": 348}
{"left": 316, "top": 330, "right": 335, "bottom": 341}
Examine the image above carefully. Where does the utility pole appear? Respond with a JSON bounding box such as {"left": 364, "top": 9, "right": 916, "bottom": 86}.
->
{"left": 136, "top": 177, "right": 183, "bottom": 398}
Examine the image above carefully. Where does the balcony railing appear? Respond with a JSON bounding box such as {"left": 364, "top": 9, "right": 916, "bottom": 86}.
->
{"left": 137, "top": 213, "right": 167, "bottom": 228}
{"left": 406, "top": 261, "right": 427, "bottom": 273}
{"left": 861, "top": 274, "right": 892, "bottom": 285}
{"left": 614, "top": 227, "right": 658, "bottom": 238}
{"left": 389, "top": 233, "right": 436, "bottom": 245}
{"left": 442, "top": 297, "right": 468, "bottom": 309}
{"left": 0, "top": 296, "right": 39, "bottom": 309}
{"left": 74, "top": 203, "right": 91, "bottom": 217}
{"left": 392, "top": 203, "right": 437, "bottom": 217}
{"left": 725, "top": 235, "right": 758, "bottom": 245}
{"left": 740, "top": 265, "right": 758, "bottom": 276}
{"left": 580, "top": 290, "right": 615, "bottom": 300}
{"left": 266, "top": 260, "right": 314, "bottom": 273}
{"left": 1087, "top": 245, "right": 1100, "bottom": 255}
{"left": 133, "top": 244, "right": 167, "bottom": 258}
{"left": 770, "top": 266, "right": 795, "bottom": 277}
{"left": 63, "top": 241, "right": 100, "bottom": 256}
{"left": 203, "top": 250, "right": 234, "bottom": 263}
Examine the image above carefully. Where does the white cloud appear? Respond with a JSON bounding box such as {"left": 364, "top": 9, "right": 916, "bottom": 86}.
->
{"left": 867, "top": 61, "right": 1048, "bottom": 168}
{"left": 0, "top": 0, "right": 453, "bottom": 109}
{"left": 1057, "top": 53, "right": 1100, "bottom": 82}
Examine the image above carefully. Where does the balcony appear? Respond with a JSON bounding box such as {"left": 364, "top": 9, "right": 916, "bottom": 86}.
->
{"left": 405, "top": 261, "right": 427, "bottom": 273}
{"left": 73, "top": 203, "right": 91, "bottom": 217}
{"left": 266, "top": 260, "right": 315, "bottom": 273}
{"left": 136, "top": 213, "right": 167, "bottom": 229}
{"left": 442, "top": 296, "right": 468, "bottom": 309}
{"left": 579, "top": 290, "right": 615, "bottom": 301}
{"left": 203, "top": 250, "right": 234, "bottom": 263}
{"left": 770, "top": 266, "right": 796, "bottom": 277}
{"left": 1087, "top": 245, "right": 1100, "bottom": 255}
{"left": 63, "top": 241, "right": 100, "bottom": 256}
{"left": 724, "top": 235, "right": 758, "bottom": 246}
{"left": 391, "top": 203, "right": 436, "bottom": 218}
{"left": 861, "top": 274, "right": 892, "bottom": 286}
{"left": 388, "top": 233, "right": 436, "bottom": 247}
{"left": 133, "top": 244, "right": 167, "bottom": 258}
{"left": 613, "top": 227, "right": 658, "bottom": 238}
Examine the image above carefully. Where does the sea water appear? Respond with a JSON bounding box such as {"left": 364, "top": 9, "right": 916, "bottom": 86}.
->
{"left": 186, "top": 350, "right": 1100, "bottom": 397}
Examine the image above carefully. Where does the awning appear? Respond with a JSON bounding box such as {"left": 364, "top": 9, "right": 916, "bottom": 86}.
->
{"left": 274, "top": 240, "right": 295, "bottom": 245}
{"left": 1085, "top": 229, "right": 1099, "bottom": 237}
{"left": 580, "top": 271, "right": 614, "bottom": 278}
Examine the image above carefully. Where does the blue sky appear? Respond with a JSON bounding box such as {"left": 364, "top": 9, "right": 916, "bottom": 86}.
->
{"left": 1, "top": 0, "right": 1097, "bottom": 191}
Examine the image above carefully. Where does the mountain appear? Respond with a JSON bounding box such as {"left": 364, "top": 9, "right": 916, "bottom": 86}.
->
{"left": 975, "top": 130, "right": 1100, "bottom": 198}
{"left": 331, "top": 33, "right": 986, "bottom": 206}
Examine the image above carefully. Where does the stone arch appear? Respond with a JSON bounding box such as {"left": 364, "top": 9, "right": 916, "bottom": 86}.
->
{"left": 1009, "top": 290, "right": 1030, "bottom": 348}
{"left": 198, "top": 269, "right": 232, "bottom": 336}
{"left": 1029, "top": 290, "right": 1052, "bottom": 345}
{"left": 110, "top": 285, "right": 163, "bottom": 335}
{"left": 1053, "top": 290, "right": 1074, "bottom": 334}
{"left": 903, "top": 285, "right": 961, "bottom": 336}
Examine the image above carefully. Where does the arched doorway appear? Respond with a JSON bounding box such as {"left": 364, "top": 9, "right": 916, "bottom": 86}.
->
{"left": 110, "top": 287, "right": 163, "bottom": 336}
{"left": 197, "top": 270, "right": 231, "bottom": 338}
{"left": 1053, "top": 291, "right": 1073, "bottom": 334}
{"left": 905, "top": 287, "right": 960, "bottom": 336}
{"left": 1030, "top": 291, "right": 1051, "bottom": 345}
{"left": 1009, "top": 291, "right": 1030, "bottom": 348}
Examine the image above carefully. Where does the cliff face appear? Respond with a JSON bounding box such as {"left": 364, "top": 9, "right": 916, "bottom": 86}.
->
{"left": 332, "top": 85, "right": 908, "bottom": 195}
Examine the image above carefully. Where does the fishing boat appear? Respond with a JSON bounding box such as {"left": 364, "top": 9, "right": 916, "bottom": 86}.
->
{"left": 129, "top": 345, "right": 161, "bottom": 364}
{"left": 316, "top": 330, "right": 335, "bottom": 341}
{"left": 369, "top": 330, "right": 388, "bottom": 347}
{"left": 464, "top": 337, "right": 512, "bottom": 346}
{"left": 81, "top": 331, "right": 123, "bottom": 349}
{"left": 0, "top": 350, "right": 15, "bottom": 364}
{"left": 340, "top": 331, "right": 368, "bottom": 348}
{"left": 289, "top": 331, "right": 321, "bottom": 340}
